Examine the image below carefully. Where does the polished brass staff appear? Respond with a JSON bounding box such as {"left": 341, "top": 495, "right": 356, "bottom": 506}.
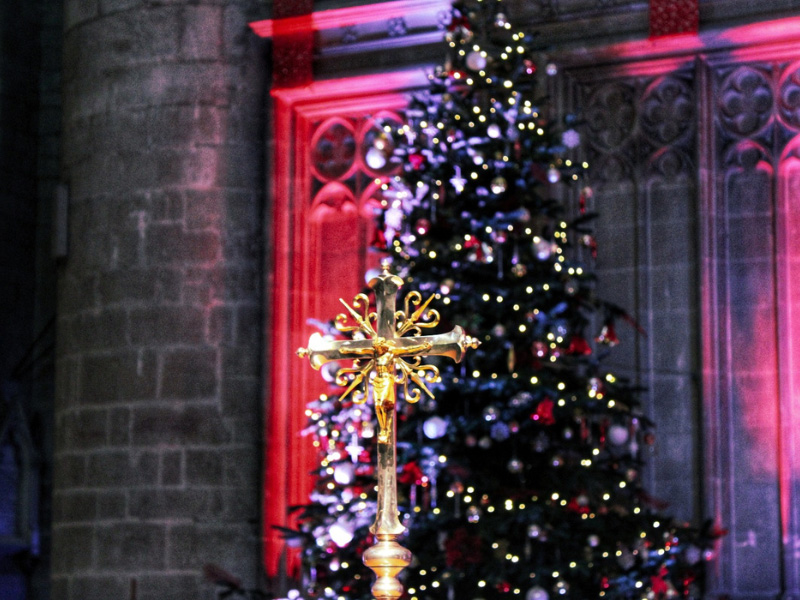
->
{"left": 297, "top": 264, "right": 478, "bottom": 600}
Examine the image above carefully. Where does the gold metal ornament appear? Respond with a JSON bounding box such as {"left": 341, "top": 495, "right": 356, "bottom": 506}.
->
{"left": 297, "top": 263, "right": 479, "bottom": 600}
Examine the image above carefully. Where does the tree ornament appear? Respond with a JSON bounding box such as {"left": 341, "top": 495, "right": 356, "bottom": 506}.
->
{"left": 561, "top": 128, "right": 581, "bottom": 149}
{"left": 466, "top": 50, "right": 487, "bottom": 71}
{"left": 409, "top": 152, "right": 426, "bottom": 169}
{"left": 329, "top": 521, "right": 355, "bottom": 547}
{"left": 450, "top": 165, "right": 467, "bottom": 193}
{"left": 510, "top": 391, "right": 533, "bottom": 407}
{"left": 467, "top": 505, "right": 481, "bottom": 523}
{"left": 525, "top": 587, "right": 548, "bottom": 600}
{"left": 491, "top": 229, "right": 508, "bottom": 243}
{"left": 423, "top": 416, "right": 448, "bottom": 439}
{"left": 533, "top": 238, "right": 554, "bottom": 260}
{"left": 567, "top": 335, "right": 592, "bottom": 355}
{"left": 333, "top": 462, "right": 356, "bottom": 485}
{"left": 607, "top": 424, "right": 629, "bottom": 445}
{"left": 370, "top": 227, "right": 388, "bottom": 251}
{"left": 588, "top": 377, "right": 603, "bottom": 394}
{"left": 384, "top": 204, "right": 404, "bottom": 230}
{"left": 366, "top": 146, "right": 389, "bottom": 170}
{"left": 534, "top": 398, "right": 555, "bottom": 425}
{"left": 564, "top": 278, "right": 579, "bottom": 295}
{"left": 511, "top": 263, "right": 528, "bottom": 278}
{"left": 523, "top": 59, "right": 536, "bottom": 75}
{"left": 596, "top": 321, "right": 619, "bottom": 345}
{"left": 580, "top": 233, "right": 598, "bottom": 258}
{"left": 491, "top": 421, "right": 510, "bottom": 441}
{"left": 617, "top": 547, "right": 635, "bottom": 569}
{"left": 415, "top": 218, "right": 431, "bottom": 235}
{"left": 490, "top": 176, "right": 508, "bottom": 194}
{"left": 361, "top": 420, "right": 375, "bottom": 438}
{"left": 345, "top": 434, "right": 364, "bottom": 462}
{"left": 483, "top": 405, "right": 499, "bottom": 421}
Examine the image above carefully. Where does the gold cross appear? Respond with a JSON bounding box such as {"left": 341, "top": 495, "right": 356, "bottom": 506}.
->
{"left": 297, "top": 264, "right": 478, "bottom": 600}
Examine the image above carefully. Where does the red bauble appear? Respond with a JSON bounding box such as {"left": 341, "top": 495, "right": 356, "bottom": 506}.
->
{"left": 409, "top": 153, "right": 426, "bottom": 169}
{"left": 568, "top": 335, "right": 592, "bottom": 355}
{"left": 533, "top": 398, "right": 555, "bottom": 425}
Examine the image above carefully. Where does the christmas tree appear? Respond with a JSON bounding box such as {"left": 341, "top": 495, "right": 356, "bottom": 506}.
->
{"left": 283, "top": 2, "right": 718, "bottom": 599}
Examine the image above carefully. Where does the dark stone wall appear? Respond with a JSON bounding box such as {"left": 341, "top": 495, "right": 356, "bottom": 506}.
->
{"left": 0, "top": 0, "right": 61, "bottom": 597}
{"left": 52, "top": 1, "right": 267, "bottom": 598}
{"left": 0, "top": 0, "right": 40, "bottom": 380}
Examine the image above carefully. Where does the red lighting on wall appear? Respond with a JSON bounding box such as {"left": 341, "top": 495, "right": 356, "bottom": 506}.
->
{"left": 262, "top": 70, "right": 428, "bottom": 578}
{"left": 250, "top": 0, "right": 451, "bottom": 39}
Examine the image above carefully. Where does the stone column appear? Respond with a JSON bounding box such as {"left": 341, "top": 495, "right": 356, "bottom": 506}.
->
{"left": 53, "top": 1, "right": 266, "bottom": 598}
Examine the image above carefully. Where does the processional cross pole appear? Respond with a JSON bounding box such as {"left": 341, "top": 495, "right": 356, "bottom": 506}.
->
{"left": 297, "top": 263, "right": 479, "bottom": 600}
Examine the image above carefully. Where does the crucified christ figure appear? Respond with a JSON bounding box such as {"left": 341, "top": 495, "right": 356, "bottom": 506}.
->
{"left": 341, "top": 336, "right": 433, "bottom": 444}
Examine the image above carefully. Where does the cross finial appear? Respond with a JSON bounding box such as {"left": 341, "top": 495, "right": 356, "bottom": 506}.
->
{"left": 297, "top": 266, "right": 478, "bottom": 600}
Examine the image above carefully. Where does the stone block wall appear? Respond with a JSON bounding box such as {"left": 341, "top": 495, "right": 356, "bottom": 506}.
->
{"left": 52, "top": 1, "right": 266, "bottom": 598}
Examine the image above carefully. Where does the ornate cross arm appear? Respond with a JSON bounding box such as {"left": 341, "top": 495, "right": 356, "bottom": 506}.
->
{"left": 296, "top": 264, "right": 479, "bottom": 600}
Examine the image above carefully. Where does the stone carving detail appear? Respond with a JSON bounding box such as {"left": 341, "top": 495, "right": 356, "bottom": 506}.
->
{"left": 588, "top": 154, "right": 635, "bottom": 186}
{"left": 641, "top": 76, "right": 694, "bottom": 146}
{"left": 342, "top": 25, "right": 359, "bottom": 44}
{"left": 387, "top": 17, "right": 407, "bottom": 37}
{"left": 585, "top": 82, "right": 636, "bottom": 151}
{"left": 435, "top": 10, "right": 450, "bottom": 30}
{"left": 311, "top": 113, "right": 403, "bottom": 200}
{"left": 312, "top": 119, "right": 356, "bottom": 181}
{"left": 580, "top": 72, "right": 695, "bottom": 187}
{"left": 647, "top": 147, "right": 693, "bottom": 179}
{"left": 778, "top": 63, "right": 800, "bottom": 132}
{"left": 718, "top": 66, "right": 773, "bottom": 137}
{"left": 723, "top": 138, "right": 771, "bottom": 170}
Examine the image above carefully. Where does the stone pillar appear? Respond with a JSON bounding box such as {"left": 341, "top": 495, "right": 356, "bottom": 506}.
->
{"left": 53, "top": 1, "right": 266, "bottom": 598}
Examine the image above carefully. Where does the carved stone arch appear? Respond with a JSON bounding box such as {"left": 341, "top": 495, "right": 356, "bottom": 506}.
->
{"left": 583, "top": 80, "right": 637, "bottom": 153}
{"left": 718, "top": 65, "right": 774, "bottom": 139}
{"left": 777, "top": 61, "right": 800, "bottom": 133}
{"left": 588, "top": 152, "right": 635, "bottom": 189}
{"left": 646, "top": 146, "right": 694, "bottom": 181}
{"left": 640, "top": 75, "right": 694, "bottom": 148}
{"left": 310, "top": 117, "right": 358, "bottom": 183}
{"left": 723, "top": 138, "right": 773, "bottom": 173}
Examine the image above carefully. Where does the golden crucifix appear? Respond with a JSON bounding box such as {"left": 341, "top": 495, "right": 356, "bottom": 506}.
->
{"left": 297, "top": 264, "right": 479, "bottom": 600}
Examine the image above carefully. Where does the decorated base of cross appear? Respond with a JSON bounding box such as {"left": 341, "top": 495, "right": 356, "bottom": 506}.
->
{"left": 297, "top": 264, "right": 479, "bottom": 600}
